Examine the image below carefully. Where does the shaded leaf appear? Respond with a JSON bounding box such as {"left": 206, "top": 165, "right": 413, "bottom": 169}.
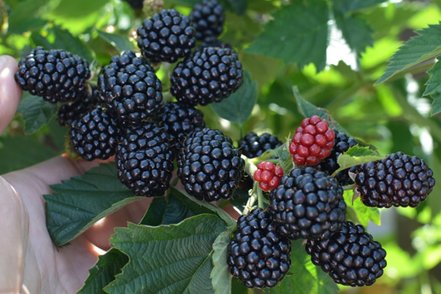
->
{"left": 105, "top": 214, "right": 226, "bottom": 294}
{"left": 17, "top": 93, "right": 56, "bottom": 134}
{"left": 211, "top": 72, "right": 257, "bottom": 124}
{"left": 78, "top": 249, "right": 128, "bottom": 294}
{"left": 98, "top": 31, "right": 134, "bottom": 52}
{"left": 44, "top": 164, "right": 142, "bottom": 246}
{"left": 247, "top": 0, "right": 328, "bottom": 71}
{"left": 211, "top": 230, "right": 233, "bottom": 294}
{"left": 334, "top": 13, "right": 373, "bottom": 56}
{"left": 333, "top": 0, "right": 388, "bottom": 13}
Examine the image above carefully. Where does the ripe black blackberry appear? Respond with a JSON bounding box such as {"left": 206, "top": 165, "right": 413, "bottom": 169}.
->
{"left": 238, "top": 132, "right": 282, "bottom": 158}
{"left": 269, "top": 167, "right": 346, "bottom": 240}
{"left": 136, "top": 9, "right": 196, "bottom": 63}
{"left": 69, "top": 106, "right": 119, "bottom": 161}
{"left": 58, "top": 87, "right": 98, "bottom": 126}
{"left": 97, "top": 51, "right": 163, "bottom": 126}
{"left": 227, "top": 208, "right": 291, "bottom": 288}
{"left": 15, "top": 47, "right": 90, "bottom": 103}
{"left": 350, "top": 152, "right": 435, "bottom": 208}
{"left": 190, "top": 0, "right": 225, "bottom": 42}
{"left": 178, "top": 128, "right": 244, "bottom": 201}
{"left": 170, "top": 47, "right": 243, "bottom": 106}
{"left": 199, "top": 39, "right": 231, "bottom": 50}
{"left": 306, "top": 221, "right": 387, "bottom": 287}
{"left": 162, "top": 102, "right": 205, "bottom": 151}
{"left": 116, "top": 123, "right": 173, "bottom": 196}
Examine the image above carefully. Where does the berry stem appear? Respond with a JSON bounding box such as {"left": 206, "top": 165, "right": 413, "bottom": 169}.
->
{"left": 256, "top": 187, "right": 266, "bottom": 209}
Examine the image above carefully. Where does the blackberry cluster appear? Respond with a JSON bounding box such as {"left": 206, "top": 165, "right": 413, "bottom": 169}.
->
{"left": 190, "top": 0, "right": 225, "bottom": 42}
{"left": 97, "top": 51, "right": 163, "bottom": 126}
{"left": 116, "top": 123, "right": 174, "bottom": 196}
{"left": 351, "top": 152, "right": 435, "bottom": 208}
{"left": 58, "top": 87, "right": 97, "bottom": 126}
{"left": 227, "top": 208, "right": 291, "bottom": 288}
{"left": 170, "top": 47, "right": 243, "bottom": 106}
{"left": 69, "top": 106, "right": 119, "bottom": 161}
{"left": 306, "top": 221, "right": 387, "bottom": 287}
{"left": 162, "top": 102, "right": 205, "bottom": 151}
{"left": 238, "top": 132, "right": 282, "bottom": 158}
{"left": 178, "top": 128, "right": 244, "bottom": 201}
{"left": 269, "top": 167, "right": 346, "bottom": 240}
{"left": 15, "top": 47, "right": 90, "bottom": 103}
{"left": 136, "top": 9, "right": 196, "bottom": 63}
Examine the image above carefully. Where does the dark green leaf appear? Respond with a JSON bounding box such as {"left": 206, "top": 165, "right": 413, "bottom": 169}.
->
{"left": 377, "top": 24, "right": 441, "bottom": 84}
{"left": 292, "top": 86, "right": 346, "bottom": 133}
{"left": 51, "top": 26, "right": 94, "bottom": 62}
{"left": 141, "top": 197, "right": 168, "bottom": 226}
{"left": 270, "top": 241, "right": 338, "bottom": 294}
{"left": 423, "top": 61, "right": 441, "bottom": 96}
{"left": 7, "top": 0, "right": 49, "bottom": 34}
{"left": 45, "top": 164, "right": 142, "bottom": 246}
{"left": 333, "top": 0, "right": 388, "bottom": 13}
{"left": 105, "top": 214, "right": 227, "bottom": 294}
{"left": 334, "top": 14, "right": 373, "bottom": 56}
{"left": 98, "top": 31, "right": 134, "bottom": 52}
{"left": 211, "top": 72, "right": 257, "bottom": 124}
{"left": 247, "top": 0, "right": 328, "bottom": 71}
{"left": 431, "top": 93, "right": 441, "bottom": 115}
{"left": 51, "top": 0, "right": 107, "bottom": 18}
{"left": 78, "top": 249, "right": 128, "bottom": 294}
{"left": 224, "top": 0, "right": 247, "bottom": 14}
{"left": 17, "top": 93, "right": 57, "bottom": 134}
{"left": 211, "top": 230, "right": 233, "bottom": 294}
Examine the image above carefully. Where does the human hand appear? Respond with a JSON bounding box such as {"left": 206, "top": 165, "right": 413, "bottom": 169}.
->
{"left": 0, "top": 55, "right": 151, "bottom": 294}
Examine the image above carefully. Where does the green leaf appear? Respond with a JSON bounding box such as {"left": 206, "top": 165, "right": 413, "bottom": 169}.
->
{"left": 292, "top": 86, "right": 346, "bottom": 133}
{"left": 211, "top": 72, "right": 257, "bottom": 124}
{"left": 270, "top": 241, "right": 338, "bottom": 294}
{"left": 224, "top": 0, "right": 247, "bottom": 14}
{"left": 432, "top": 94, "right": 441, "bottom": 115}
{"left": 78, "top": 249, "right": 128, "bottom": 294}
{"left": 44, "top": 164, "right": 142, "bottom": 246}
{"left": 141, "top": 197, "right": 168, "bottom": 226}
{"left": 335, "top": 146, "right": 384, "bottom": 175}
{"left": 334, "top": 14, "right": 373, "bottom": 56}
{"left": 247, "top": 0, "right": 328, "bottom": 71}
{"left": 211, "top": 230, "right": 233, "bottom": 294}
{"left": 424, "top": 61, "right": 441, "bottom": 96}
{"left": 377, "top": 24, "right": 441, "bottom": 84}
{"left": 333, "top": 0, "right": 388, "bottom": 13}
{"left": 344, "top": 191, "right": 381, "bottom": 226}
{"left": 51, "top": 26, "right": 94, "bottom": 62}
{"left": 17, "top": 93, "right": 56, "bottom": 134}
{"left": 105, "top": 214, "right": 227, "bottom": 294}
{"left": 98, "top": 31, "right": 134, "bottom": 52}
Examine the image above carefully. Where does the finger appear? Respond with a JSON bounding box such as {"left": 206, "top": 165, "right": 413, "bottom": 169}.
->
{"left": 0, "top": 176, "right": 29, "bottom": 293}
{"left": 0, "top": 55, "right": 21, "bottom": 133}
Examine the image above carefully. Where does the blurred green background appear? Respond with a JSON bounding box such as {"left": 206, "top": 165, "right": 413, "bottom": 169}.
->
{"left": 1, "top": 0, "right": 441, "bottom": 292}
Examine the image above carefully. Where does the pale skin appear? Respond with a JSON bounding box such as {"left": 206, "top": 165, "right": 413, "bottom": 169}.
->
{"left": 0, "top": 55, "right": 241, "bottom": 294}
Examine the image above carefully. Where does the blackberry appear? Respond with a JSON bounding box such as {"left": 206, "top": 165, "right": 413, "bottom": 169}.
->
{"left": 69, "top": 106, "right": 119, "bottom": 161}
{"left": 15, "top": 47, "right": 90, "bottom": 103}
{"left": 58, "top": 87, "right": 98, "bottom": 126}
{"left": 269, "top": 167, "right": 346, "bottom": 240}
{"left": 162, "top": 102, "right": 205, "bottom": 151}
{"left": 306, "top": 221, "right": 387, "bottom": 287}
{"left": 190, "top": 0, "right": 225, "bottom": 42}
{"left": 97, "top": 51, "right": 163, "bottom": 126}
{"left": 199, "top": 39, "right": 231, "bottom": 50}
{"left": 227, "top": 208, "right": 291, "bottom": 288}
{"left": 351, "top": 152, "right": 435, "bottom": 208}
{"left": 238, "top": 132, "right": 282, "bottom": 158}
{"left": 136, "top": 9, "right": 196, "bottom": 63}
{"left": 178, "top": 128, "right": 244, "bottom": 201}
{"left": 116, "top": 123, "right": 173, "bottom": 196}
{"left": 170, "top": 47, "right": 243, "bottom": 106}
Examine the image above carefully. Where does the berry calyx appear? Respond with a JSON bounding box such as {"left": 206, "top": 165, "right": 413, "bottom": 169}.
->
{"left": 289, "top": 115, "right": 335, "bottom": 166}
{"left": 254, "top": 162, "right": 284, "bottom": 192}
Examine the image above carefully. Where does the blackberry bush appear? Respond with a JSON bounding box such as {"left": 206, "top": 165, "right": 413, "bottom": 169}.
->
{"left": 136, "top": 9, "right": 196, "bottom": 63}
{"left": 97, "top": 51, "right": 163, "bottom": 126}
{"left": 116, "top": 123, "right": 174, "bottom": 196}
{"left": 306, "top": 221, "right": 387, "bottom": 287}
{"left": 351, "top": 152, "right": 435, "bottom": 207}
{"left": 15, "top": 47, "right": 91, "bottom": 103}
{"left": 227, "top": 208, "right": 291, "bottom": 288}
{"left": 170, "top": 47, "right": 243, "bottom": 106}
{"left": 238, "top": 132, "right": 282, "bottom": 158}
{"left": 269, "top": 167, "right": 346, "bottom": 240}
{"left": 178, "top": 128, "right": 244, "bottom": 201}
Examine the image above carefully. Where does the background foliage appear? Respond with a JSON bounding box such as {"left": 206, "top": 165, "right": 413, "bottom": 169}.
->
{"left": 1, "top": 0, "right": 441, "bottom": 293}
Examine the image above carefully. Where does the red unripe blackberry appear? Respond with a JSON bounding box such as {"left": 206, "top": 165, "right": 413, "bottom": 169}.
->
{"left": 289, "top": 115, "right": 335, "bottom": 166}
{"left": 227, "top": 208, "right": 291, "bottom": 288}
{"left": 351, "top": 152, "right": 435, "bottom": 207}
{"left": 306, "top": 221, "right": 387, "bottom": 287}
{"left": 254, "top": 162, "right": 284, "bottom": 192}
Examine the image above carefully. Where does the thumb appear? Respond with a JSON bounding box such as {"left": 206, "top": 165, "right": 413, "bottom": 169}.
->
{"left": 0, "top": 55, "right": 21, "bottom": 133}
